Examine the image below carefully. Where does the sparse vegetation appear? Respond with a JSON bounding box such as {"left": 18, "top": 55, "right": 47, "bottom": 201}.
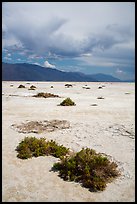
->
{"left": 91, "top": 104, "right": 98, "bottom": 106}
{"left": 16, "top": 136, "right": 69, "bottom": 159}
{"left": 97, "top": 96, "right": 105, "bottom": 99}
{"left": 28, "top": 85, "right": 36, "bottom": 90}
{"left": 18, "top": 84, "right": 25, "bottom": 88}
{"left": 53, "top": 148, "right": 120, "bottom": 192}
{"left": 65, "top": 84, "right": 73, "bottom": 88}
{"left": 15, "top": 137, "right": 120, "bottom": 192}
{"left": 33, "top": 92, "right": 59, "bottom": 98}
{"left": 82, "top": 86, "right": 90, "bottom": 89}
{"left": 59, "top": 98, "right": 76, "bottom": 106}
{"left": 82, "top": 84, "right": 90, "bottom": 89}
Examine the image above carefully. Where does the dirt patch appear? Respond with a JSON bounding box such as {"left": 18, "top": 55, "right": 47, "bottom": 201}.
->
{"left": 11, "top": 120, "right": 70, "bottom": 133}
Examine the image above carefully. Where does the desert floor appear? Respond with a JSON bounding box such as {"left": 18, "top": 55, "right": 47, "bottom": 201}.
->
{"left": 2, "top": 81, "right": 135, "bottom": 202}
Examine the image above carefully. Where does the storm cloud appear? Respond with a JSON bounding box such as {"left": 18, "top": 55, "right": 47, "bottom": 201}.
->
{"left": 2, "top": 2, "right": 135, "bottom": 80}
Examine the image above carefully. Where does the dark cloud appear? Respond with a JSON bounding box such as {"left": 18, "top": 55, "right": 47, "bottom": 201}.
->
{"left": 2, "top": 2, "right": 135, "bottom": 80}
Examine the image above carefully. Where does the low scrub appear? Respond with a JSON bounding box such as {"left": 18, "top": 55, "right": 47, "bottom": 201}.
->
{"left": 16, "top": 138, "right": 120, "bottom": 192}
{"left": 59, "top": 98, "right": 76, "bottom": 106}
{"left": 97, "top": 96, "right": 104, "bottom": 99}
{"left": 82, "top": 86, "right": 90, "bottom": 89}
{"left": 33, "top": 92, "right": 59, "bottom": 98}
{"left": 18, "top": 84, "right": 25, "bottom": 88}
{"left": 16, "top": 136, "right": 69, "bottom": 159}
{"left": 65, "top": 84, "right": 73, "bottom": 88}
{"left": 28, "top": 85, "right": 36, "bottom": 90}
{"left": 53, "top": 148, "right": 120, "bottom": 192}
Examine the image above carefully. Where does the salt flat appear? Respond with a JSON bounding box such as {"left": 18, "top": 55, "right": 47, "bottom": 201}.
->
{"left": 2, "top": 81, "right": 135, "bottom": 202}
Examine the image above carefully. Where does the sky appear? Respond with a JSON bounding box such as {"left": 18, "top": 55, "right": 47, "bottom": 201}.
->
{"left": 2, "top": 2, "right": 135, "bottom": 80}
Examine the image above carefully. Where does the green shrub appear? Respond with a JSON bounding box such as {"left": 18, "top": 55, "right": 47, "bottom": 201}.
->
{"left": 47, "top": 140, "right": 69, "bottom": 159}
{"left": 53, "top": 148, "right": 120, "bottom": 192}
{"left": 16, "top": 137, "right": 120, "bottom": 192}
{"left": 16, "top": 137, "right": 69, "bottom": 159}
{"left": 59, "top": 98, "right": 76, "bottom": 106}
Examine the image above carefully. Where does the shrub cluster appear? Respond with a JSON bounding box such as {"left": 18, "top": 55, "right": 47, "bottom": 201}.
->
{"left": 16, "top": 137, "right": 69, "bottom": 159}
{"left": 33, "top": 92, "right": 59, "bottom": 98}
{"left": 16, "top": 138, "right": 120, "bottom": 192}
{"left": 59, "top": 98, "right": 76, "bottom": 106}
{"left": 53, "top": 148, "right": 119, "bottom": 192}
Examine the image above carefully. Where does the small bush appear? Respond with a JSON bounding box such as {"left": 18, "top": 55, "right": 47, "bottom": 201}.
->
{"left": 53, "top": 148, "right": 120, "bottom": 192}
{"left": 15, "top": 136, "right": 69, "bottom": 159}
{"left": 18, "top": 84, "right": 25, "bottom": 88}
{"left": 65, "top": 84, "right": 73, "bottom": 88}
{"left": 91, "top": 104, "right": 98, "bottom": 106}
{"left": 59, "top": 98, "right": 76, "bottom": 106}
{"left": 97, "top": 96, "right": 104, "bottom": 99}
{"left": 82, "top": 86, "right": 90, "bottom": 89}
{"left": 28, "top": 85, "right": 36, "bottom": 90}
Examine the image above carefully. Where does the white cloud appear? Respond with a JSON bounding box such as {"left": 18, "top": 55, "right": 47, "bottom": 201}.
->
{"left": 81, "top": 53, "right": 92, "bottom": 57}
{"left": 28, "top": 54, "right": 43, "bottom": 59}
{"left": 116, "top": 68, "right": 124, "bottom": 74}
{"left": 33, "top": 62, "right": 41, "bottom": 66}
{"left": 4, "top": 56, "right": 11, "bottom": 60}
{"left": 44, "top": 61, "right": 56, "bottom": 68}
{"left": 28, "top": 54, "right": 35, "bottom": 59}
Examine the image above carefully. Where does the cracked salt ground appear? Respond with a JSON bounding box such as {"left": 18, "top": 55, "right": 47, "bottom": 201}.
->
{"left": 106, "top": 124, "right": 135, "bottom": 139}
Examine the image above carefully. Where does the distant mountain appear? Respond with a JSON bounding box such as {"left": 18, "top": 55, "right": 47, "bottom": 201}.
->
{"left": 90, "top": 73, "right": 122, "bottom": 82}
{"left": 2, "top": 62, "right": 122, "bottom": 82}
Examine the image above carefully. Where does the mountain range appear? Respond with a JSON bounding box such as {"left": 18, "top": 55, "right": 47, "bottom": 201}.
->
{"left": 2, "top": 62, "right": 124, "bottom": 82}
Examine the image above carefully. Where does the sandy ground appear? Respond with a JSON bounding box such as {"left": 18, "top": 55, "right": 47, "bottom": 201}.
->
{"left": 2, "top": 81, "right": 135, "bottom": 202}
